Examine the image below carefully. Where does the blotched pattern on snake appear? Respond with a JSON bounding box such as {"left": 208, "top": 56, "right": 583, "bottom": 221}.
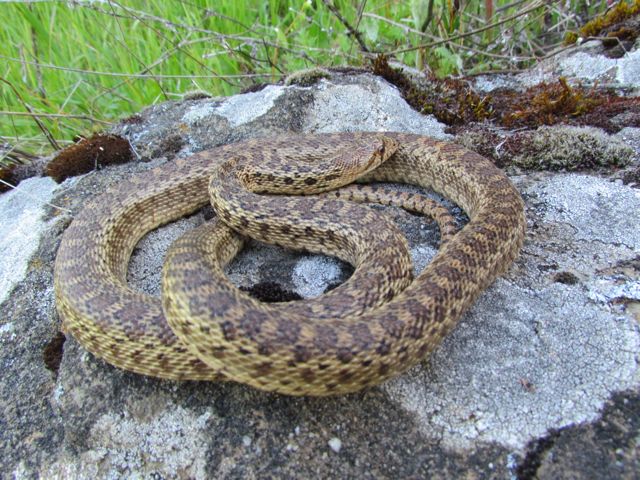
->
{"left": 54, "top": 132, "right": 526, "bottom": 396}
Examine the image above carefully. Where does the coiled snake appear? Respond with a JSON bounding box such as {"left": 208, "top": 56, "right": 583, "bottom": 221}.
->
{"left": 54, "top": 132, "right": 525, "bottom": 396}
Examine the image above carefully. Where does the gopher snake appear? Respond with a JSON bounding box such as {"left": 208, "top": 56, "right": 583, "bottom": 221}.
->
{"left": 54, "top": 132, "right": 525, "bottom": 396}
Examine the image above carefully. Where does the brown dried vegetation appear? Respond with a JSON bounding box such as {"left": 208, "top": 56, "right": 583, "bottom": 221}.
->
{"left": 371, "top": 56, "right": 639, "bottom": 135}
{"left": 45, "top": 134, "right": 133, "bottom": 182}
{"left": 0, "top": 165, "right": 15, "bottom": 192}
{"left": 371, "top": 55, "right": 491, "bottom": 126}
{"left": 492, "top": 78, "right": 640, "bottom": 132}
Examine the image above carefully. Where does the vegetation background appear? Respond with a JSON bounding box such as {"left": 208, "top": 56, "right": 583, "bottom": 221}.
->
{"left": 0, "top": 0, "right": 615, "bottom": 162}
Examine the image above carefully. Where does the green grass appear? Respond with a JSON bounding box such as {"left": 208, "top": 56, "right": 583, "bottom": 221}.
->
{"left": 0, "top": 0, "right": 611, "bottom": 157}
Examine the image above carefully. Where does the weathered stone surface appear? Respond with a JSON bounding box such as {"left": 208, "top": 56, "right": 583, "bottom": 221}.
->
{"left": 474, "top": 37, "right": 640, "bottom": 93}
{"left": 1, "top": 68, "right": 639, "bottom": 479}
{"left": 522, "top": 40, "right": 640, "bottom": 90}
{"left": 0, "top": 176, "right": 58, "bottom": 303}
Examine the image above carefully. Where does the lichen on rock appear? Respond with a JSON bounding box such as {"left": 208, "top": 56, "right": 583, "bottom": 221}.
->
{"left": 509, "top": 125, "right": 635, "bottom": 170}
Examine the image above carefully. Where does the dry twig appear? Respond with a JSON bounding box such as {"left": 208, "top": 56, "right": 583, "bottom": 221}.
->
{"left": 321, "top": 0, "right": 371, "bottom": 53}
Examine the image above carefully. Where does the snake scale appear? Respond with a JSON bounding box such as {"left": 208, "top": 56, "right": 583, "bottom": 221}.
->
{"left": 54, "top": 132, "right": 526, "bottom": 396}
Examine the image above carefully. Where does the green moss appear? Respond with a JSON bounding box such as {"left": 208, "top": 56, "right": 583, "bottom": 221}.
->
{"left": 284, "top": 68, "right": 331, "bottom": 87}
{"left": 182, "top": 90, "right": 212, "bottom": 100}
{"left": 565, "top": 0, "right": 640, "bottom": 44}
{"left": 564, "top": 31, "right": 579, "bottom": 44}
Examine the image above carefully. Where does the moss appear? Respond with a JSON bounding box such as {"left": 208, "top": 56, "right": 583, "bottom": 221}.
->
{"left": 0, "top": 144, "right": 39, "bottom": 190}
{"left": 501, "top": 77, "right": 601, "bottom": 128}
{"left": 240, "top": 83, "right": 269, "bottom": 94}
{"left": 122, "top": 114, "right": 144, "bottom": 124}
{"left": 565, "top": 0, "right": 640, "bottom": 44}
{"left": 0, "top": 164, "right": 16, "bottom": 192}
{"left": 603, "top": 25, "right": 639, "bottom": 43}
{"left": 454, "top": 125, "right": 506, "bottom": 165}
{"left": 458, "top": 124, "right": 635, "bottom": 171}
{"left": 508, "top": 125, "right": 634, "bottom": 170}
{"left": 564, "top": 31, "right": 579, "bottom": 44}
{"left": 373, "top": 55, "right": 637, "bottom": 133}
{"left": 182, "top": 90, "right": 212, "bottom": 100}
{"left": 45, "top": 133, "right": 133, "bottom": 182}
{"left": 371, "top": 55, "right": 492, "bottom": 126}
{"left": 284, "top": 67, "right": 331, "bottom": 87}
{"left": 622, "top": 165, "right": 640, "bottom": 187}
{"left": 485, "top": 78, "right": 640, "bottom": 133}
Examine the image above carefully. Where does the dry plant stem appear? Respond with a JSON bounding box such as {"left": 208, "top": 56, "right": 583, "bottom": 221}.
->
{"left": 0, "top": 143, "right": 39, "bottom": 164}
{"left": 0, "top": 111, "right": 113, "bottom": 125}
{"left": 28, "top": 5, "right": 46, "bottom": 100}
{"left": 541, "top": 41, "right": 587, "bottom": 60}
{"left": 363, "top": 13, "right": 535, "bottom": 63}
{"left": 0, "top": 136, "right": 74, "bottom": 147}
{"left": 543, "top": 35, "right": 628, "bottom": 62}
{"left": 102, "top": 0, "right": 224, "bottom": 82}
{"left": 321, "top": 0, "right": 371, "bottom": 53}
{"left": 88, "top": 36, "right": 232, "bottom": 110}
{"left": 74, "top": 0, "right": 327, "bottom": 64}
{"left": 355, "top": 0, "right": 367, "bottom": 32}
{"left": 0, "top": 78, "right": 59, "bottom": 151}
{"left": 420, "top": 0, "right": 436, "bottom": 33}
{"left": 362, "top": 17, "right": 535, "bottom": 65}
{"left": 0, "top": 55, "right": 278, "bottom": 79}
{"left": 104, "top": 1, "right": 169, "bottom": 101}
{"left": 204, "top": 7, "right": 255, "bottom": 32}
{"left": 464, "top": 68, "right": 525, "bottom": 76}
{"left": 389, "top": 0, "right": 551, "bottom": 55}
{"left": 496, "top": 0, "right": 531, "bottom": 13}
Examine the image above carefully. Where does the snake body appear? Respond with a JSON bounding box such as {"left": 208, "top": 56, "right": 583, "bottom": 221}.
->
{"left": 54, "top": 132, "right": 526, "bottom": 395}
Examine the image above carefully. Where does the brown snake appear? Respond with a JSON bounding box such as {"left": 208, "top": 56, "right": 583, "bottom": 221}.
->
{"left": 54, "top": 132, "right": 526, "bottom": 396}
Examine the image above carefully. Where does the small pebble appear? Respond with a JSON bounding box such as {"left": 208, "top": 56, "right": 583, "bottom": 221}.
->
{"left": 328, "top": 437, "right": 342, "bottom": 453}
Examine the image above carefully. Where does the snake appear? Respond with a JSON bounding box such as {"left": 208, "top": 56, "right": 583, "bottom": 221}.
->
{"left": 54, "top": 132, "right": 526, "bottom": 396}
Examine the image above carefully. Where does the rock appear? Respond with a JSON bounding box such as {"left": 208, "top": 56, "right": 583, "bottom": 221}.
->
{"left": 473, "top": 38, "right": 640, "bottom": 93}
{"left": 0, "top": 176, "right": 58, "bottom": 303}
{"left": 522, "top": 40, "right": 640, "bottom": 90}
{"left": 328, "top": 437, "right": 342, "bottom": 453}
{"left": 1, "top": 68, "right": 639, "bottom": 479}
